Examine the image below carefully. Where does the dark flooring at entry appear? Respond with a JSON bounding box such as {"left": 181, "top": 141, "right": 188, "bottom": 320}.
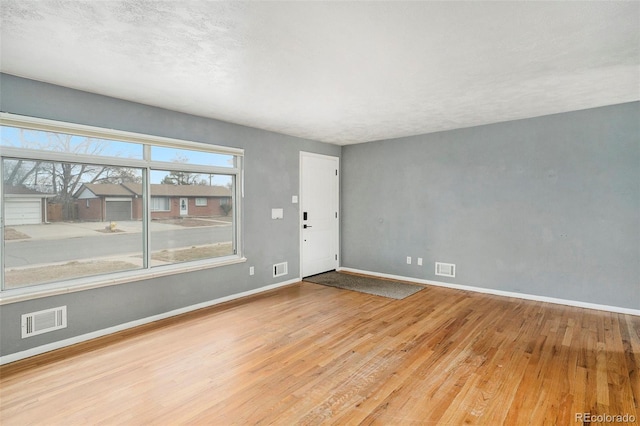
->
{"left": 303, "top": 270, "right": 425, "bottom": 299}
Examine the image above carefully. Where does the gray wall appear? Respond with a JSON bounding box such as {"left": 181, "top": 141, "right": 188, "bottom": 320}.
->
{"left": 342, "top": 102, "right": 639, "bottom": 310}
{"left": 1, "top": 74, "right": 637, "bottom": 359}
{"left": 0, "top": 74, "right": 340, "bottom": 357}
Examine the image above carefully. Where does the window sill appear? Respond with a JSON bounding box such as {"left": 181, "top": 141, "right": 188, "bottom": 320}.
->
{"left": 0, "top": 256, "right": 247, "bottom": 306}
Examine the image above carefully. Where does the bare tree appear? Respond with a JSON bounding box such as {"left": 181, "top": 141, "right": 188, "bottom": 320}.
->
{"left": 159, "top": 154, "right": 203, "bottom": 185}
{"left": 3, "top": 129, "right": 119, "bottom": 219}
{"left": 3, "top": 159, "right": 43, "bottom": 187}
{"left": 95, "top": 167, "right": 142, "bottom": 185}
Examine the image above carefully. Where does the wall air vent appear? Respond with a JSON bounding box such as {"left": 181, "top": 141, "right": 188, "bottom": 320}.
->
{"left": 273, "top": 262, "right": 288, "bottom": 278}
{"left": 21, "top": 306, "right": 67, "bottom": 338}
{"left": 435, "top": 262, "right": 456, "bottom": 278}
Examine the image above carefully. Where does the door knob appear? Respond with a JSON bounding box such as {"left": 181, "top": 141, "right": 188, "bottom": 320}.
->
{"left": 303, "top": 224, "right": 312, "bottom": 229}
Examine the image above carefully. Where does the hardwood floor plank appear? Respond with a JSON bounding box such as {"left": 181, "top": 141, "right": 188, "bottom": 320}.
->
{"left": 1, "top": 281, "right": 638, "bottom": 425}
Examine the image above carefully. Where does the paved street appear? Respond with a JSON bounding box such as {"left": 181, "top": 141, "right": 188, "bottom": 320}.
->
{"left": 4, "top": 225, "right": 232, "bottom": 267}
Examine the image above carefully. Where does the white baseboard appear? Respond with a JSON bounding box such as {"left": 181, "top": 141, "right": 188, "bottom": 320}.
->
{"left": 0, "top": 277, "right": 300, "bottom": 366}
{"left": 338, "top": 267, "right": 640, "bottom": 316}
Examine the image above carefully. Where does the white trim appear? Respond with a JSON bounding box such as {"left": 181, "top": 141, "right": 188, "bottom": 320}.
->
{"left": 0, "top": 256, "right": 247, "bottom": 305}
{"left": 337, "top": 267, "right": 640, "bottom": 316}
{"left": 0, "top": 277, "right": 300, "bottom": 365}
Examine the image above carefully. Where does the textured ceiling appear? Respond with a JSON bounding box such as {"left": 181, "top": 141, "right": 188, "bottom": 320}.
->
{"left": 1, "top": 1, "right": 638, "bottom": 145}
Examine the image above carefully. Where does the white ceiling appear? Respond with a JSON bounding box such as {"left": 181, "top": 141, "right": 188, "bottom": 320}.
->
{"left": 1, "top": 1, "right": 638, "bottom": 145}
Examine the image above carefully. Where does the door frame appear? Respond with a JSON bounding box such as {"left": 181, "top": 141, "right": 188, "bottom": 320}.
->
{"left": 299, "top": 151, "right": 340, "bottom": 278}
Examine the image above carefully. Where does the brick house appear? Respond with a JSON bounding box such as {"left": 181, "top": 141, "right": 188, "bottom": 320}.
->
{"left": 75, "top": 183, "right": 232, "bottom": 221}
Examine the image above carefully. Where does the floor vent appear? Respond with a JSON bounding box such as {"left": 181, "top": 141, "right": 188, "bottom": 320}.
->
{"left": 435, "top": 262, "right": 456, "bottom": 278}
{"left": 273, "top": 262, "right": 288, "bottom": 278}
{"left": 22, "top": 306, "right": 67, "bottom": 338}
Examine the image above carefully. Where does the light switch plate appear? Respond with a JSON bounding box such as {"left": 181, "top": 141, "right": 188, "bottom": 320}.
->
{"left": 271, "top": 208, "right": 284, "bottom": 219}
{"left": 292, "top": 195, "right": 298, "bottom": 203}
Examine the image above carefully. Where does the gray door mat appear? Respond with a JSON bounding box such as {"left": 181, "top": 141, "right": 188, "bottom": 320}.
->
{"left": 303, "top": 271, "right": 425, "bottom": 300}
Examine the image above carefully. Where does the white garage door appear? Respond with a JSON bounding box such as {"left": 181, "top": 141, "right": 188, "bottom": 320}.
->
{"left": 5, "top": 199, "right": 42, "bottom": 225}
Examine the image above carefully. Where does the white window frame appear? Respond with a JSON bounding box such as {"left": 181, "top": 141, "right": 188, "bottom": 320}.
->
{"left": 0, "top": 113, "right": 245, "bottom": 304}
{"left": 195, "top": 197, "right": 207, "bottom": 206}
{"left": 150, "top": 196, "right": 171, "bottom": 212}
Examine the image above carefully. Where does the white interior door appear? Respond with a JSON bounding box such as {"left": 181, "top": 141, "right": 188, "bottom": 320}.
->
{"left": 300, "top": 152, "right": 339, "bottom": 277}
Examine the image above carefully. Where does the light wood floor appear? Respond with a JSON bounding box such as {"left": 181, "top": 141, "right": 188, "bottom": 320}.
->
{"left": 1, "top": 281, "right": 638, "bottom": 425}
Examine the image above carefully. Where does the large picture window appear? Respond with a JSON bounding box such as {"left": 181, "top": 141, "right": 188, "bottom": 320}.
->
{"left": 0, "top": 114, "right": 243, "bottom": 294}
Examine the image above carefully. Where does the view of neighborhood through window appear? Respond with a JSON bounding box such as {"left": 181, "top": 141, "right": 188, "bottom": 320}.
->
{"left": 148, "top": 171, "right": 234, "bottom": 266}
{"left": 1, "top": 121, "right": 241, "bottom": 291}
{"left": 3, "top": 158, "right": 144, "bottom": 288}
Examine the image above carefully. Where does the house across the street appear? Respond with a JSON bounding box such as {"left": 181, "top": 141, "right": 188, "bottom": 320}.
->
{"left": 75, "top": 183, "right": 232, "bottom": 221}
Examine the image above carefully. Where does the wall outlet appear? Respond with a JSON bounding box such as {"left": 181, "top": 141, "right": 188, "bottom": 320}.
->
{"left": 249, "top": 266, "right": 254, "bottom": 276}
{"left": 417, "top": 257, "right": 423, "bottom": 266}
{"left": 406, "top": 256, "right": 412, "bottom": 265}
